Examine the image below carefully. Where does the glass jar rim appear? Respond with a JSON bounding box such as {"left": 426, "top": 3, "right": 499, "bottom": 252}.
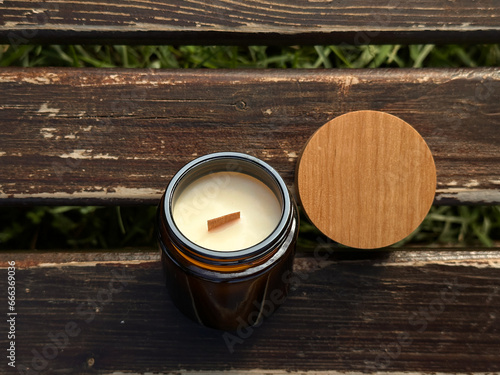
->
{"left": 163, "top": 152, "right": 291, "bottom": 261}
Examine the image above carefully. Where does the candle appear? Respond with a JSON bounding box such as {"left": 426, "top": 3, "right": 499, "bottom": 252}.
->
{"left": 158, "top": 152, "right": 298, "bottom": 330}
{"left": 172, "top": 171, "right": 282, "bottom": 251}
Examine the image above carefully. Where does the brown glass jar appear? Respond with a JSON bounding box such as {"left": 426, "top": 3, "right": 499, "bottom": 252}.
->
{"left": 157, "top": 152, "right": 298, "bottom": 331}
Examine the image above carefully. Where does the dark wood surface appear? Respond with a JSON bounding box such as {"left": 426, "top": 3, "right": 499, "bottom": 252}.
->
{"left": 1, "top": 0, "right": 500, "bottom": 45}
{"left": 0, "top": 249, "right": 499, "bottom": 374}
{"left": 1, "top": 67, "right": 500, "bottom": 205}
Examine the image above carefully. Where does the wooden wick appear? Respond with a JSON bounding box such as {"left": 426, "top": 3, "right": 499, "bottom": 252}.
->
{"left": 207, "top": 212, "right": 240, "bottom": 231}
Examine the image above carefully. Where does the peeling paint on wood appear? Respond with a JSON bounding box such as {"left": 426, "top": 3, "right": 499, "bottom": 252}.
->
{"left": 37, "top": 102, "right": 60, "bottom": 116}
{"left": 377, "top": 258, "right": 500, "bottom": 268}
{"left": 0, "top": 187, "right": 163, "bottom": 201}
{"left": 435, "top": 188, "right": 500, "bottom": 204}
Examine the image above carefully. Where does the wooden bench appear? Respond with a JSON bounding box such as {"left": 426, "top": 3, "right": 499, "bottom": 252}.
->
{"left": 1, "top": 1, "right": 500, "bottom": 374}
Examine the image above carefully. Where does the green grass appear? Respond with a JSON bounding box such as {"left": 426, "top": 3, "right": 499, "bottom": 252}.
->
{"left": 1, "top": 205, "right": 499, "bottom": 250}
{"left": 0, "top": 206, "right": 157, "bottom": 250}
{"left": 1, "top": 43, "right": 499, "bottom": 250}
{"left": 1, "top": 44, "right": 500, "bottom": 68}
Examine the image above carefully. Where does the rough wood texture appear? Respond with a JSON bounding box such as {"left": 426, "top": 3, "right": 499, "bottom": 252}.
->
{"left": 0, "top": 250, "right": 499, "bottom": 374}
{"left": 1, "top": 0, "right": 500, "bottom": 45}
{"left": 297, "top": 110, "right": 436, "bottom": 249}
{"left": 0, "top": 67, "right": 499, "bottom": 205}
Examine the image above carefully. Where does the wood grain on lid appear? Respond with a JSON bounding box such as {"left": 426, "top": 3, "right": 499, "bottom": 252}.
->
{"left": 296, "top": 110, "right": 436, "bottom": 249}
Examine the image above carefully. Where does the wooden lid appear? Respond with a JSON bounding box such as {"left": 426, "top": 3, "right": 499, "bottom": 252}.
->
{"left": 296, "top": 110, "right": 436, "bottom": 249}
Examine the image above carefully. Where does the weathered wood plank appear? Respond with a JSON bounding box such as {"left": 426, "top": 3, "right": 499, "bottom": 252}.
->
{"left": 3, "top": 248, "right": 500, "bottom": 269}
{"left": 1, "top": 67, "right": 499, "bottom": 205}
{"left": 0, "top": 250, "right": 499, "bottom": 373}
{"left": 1, "top": 0, "right": 500, "bottom": 45}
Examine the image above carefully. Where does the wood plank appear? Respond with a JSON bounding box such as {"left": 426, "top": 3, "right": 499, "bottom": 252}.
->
{"left": 0, "top": 67, "right": 499, "bottom": 205}
{"left": 1, "top": 0, "right": 500, "bottom": 45}
{"left": 0, "top": 250, "right": 499, "bottom": 373}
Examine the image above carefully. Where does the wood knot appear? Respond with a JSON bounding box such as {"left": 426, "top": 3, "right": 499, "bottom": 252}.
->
{"left": 234, "top": 100, "right": 248, "bottom": 111}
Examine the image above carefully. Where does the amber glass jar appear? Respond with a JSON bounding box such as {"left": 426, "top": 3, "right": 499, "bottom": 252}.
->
{"left": 157, "top": 152, "right": 298, "bottom": 331}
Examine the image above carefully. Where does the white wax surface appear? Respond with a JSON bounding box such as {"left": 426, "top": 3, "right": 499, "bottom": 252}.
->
{"left": 172, "top": 171, "right": 282, "bottom": 251}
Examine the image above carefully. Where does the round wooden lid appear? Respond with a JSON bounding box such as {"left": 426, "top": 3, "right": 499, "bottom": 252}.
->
{"left": 296, "top": 110, "right": 436, "bottom": 249}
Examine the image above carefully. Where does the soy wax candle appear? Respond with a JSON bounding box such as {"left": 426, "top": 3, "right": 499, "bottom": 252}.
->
{"left": 157, "top": 152, "right": 298, "bottom": 331}
{"left": 173, "top": 171, "right": 282, "bottom": 251}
